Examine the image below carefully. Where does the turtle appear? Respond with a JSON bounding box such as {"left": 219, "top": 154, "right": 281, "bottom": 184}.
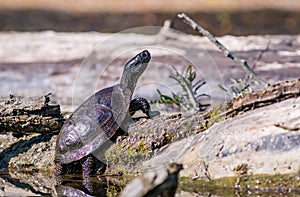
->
{"left": 120, "top": 163, "right": 183, "bottom": 197}
{"left": 55, "top": 50, "right": 156, "bottom": 185}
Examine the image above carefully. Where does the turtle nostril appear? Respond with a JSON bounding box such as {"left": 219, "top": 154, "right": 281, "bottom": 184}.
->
{"left": 142, "top": 52, "right": 147, "bottom": 58}
{"left": 141, "top": 50, "right": 151, "bottom": 62}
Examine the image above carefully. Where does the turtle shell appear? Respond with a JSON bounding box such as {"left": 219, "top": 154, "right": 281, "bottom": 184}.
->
{"left": 55, "top": 84, "right": 132, "bottom": 164}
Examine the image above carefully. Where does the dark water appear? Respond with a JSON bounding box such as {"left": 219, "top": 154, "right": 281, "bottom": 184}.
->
{"left": 0, "top": 170, "right": 124, "bottom": 196}
{"left": 1, "top": 170, "right": 300, "bottom": 196}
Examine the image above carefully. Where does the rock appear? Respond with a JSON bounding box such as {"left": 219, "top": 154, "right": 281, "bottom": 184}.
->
{"left": 0, "top": 132, "right": 56, "bottom": 171}
{"left": 0, "top": 176, "right": 42, "bottom": 196}
{"left": 105, "top": 79, "right": 300, "bottom": 175}
{"left": 144, "top": 96, "right": 300, "bottom": 179}
{"left": 8, "top": 134, "right": 56, "bottom": 172}
{"left": 120, "top": 163, "right": 182, "bottom": 197}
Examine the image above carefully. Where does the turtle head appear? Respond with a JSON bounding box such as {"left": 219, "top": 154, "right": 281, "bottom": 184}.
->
{"left": 121, "top": 50, "right": 151, "bottom": 91}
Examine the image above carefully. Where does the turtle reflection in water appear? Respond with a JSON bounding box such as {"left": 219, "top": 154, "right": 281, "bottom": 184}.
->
{"left": 120, "top": 163, "right": 183, "bottom": 197}
{"left": 54, "top": 50, "right": 158, "bottom": 187}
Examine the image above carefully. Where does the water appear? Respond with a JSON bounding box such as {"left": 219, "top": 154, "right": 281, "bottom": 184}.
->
{"left": 1, "top": 170, "right": 300, "bottom": 196}
{"left": 0, "top": 170, "right": 123, "bottom": 196}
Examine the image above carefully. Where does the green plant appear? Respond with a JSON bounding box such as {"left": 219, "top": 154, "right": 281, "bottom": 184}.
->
{"left": 219, "top": 75, "right": 255, "bottom": 97}
{"left": 152, "top": 65, "right": 210, "bottom": 113}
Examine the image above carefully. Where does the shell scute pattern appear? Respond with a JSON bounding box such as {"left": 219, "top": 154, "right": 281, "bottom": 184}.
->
{"left": 95, "top": 104, "right": 114, "bottom": 133}
{"left": 94, "top": 86, "right": 114, "bottom": 108}
{"left": 58, "top": 119, "right": 83, "bottom": 154}
{"left": 56, "top": 84, "right": 132, "bottom": 164}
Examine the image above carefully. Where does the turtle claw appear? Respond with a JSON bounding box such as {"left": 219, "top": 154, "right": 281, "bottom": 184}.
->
{"left": 149, "top": 110, "right": 160, "bottom": 118}
{"left": 129, "top": 97, "right": 159, "bottom": 118}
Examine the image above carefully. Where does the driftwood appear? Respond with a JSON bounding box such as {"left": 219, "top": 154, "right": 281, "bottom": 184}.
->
{"left": 198, "top": 78, "right": 300, "bottom": 130}
{"left": 0, "top": 94, "right": 63, "bottom": 136}
{"left": 0, "top": 79, "right": 299, "bottom": 138}
{"left": 110, "top": 78, "right": 300, "bottom": 156}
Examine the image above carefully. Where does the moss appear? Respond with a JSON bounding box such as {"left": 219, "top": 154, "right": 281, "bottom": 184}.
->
{"left": 105, "top": 138, "right": 151, "bottom": 174}
{"left": 205, "top": 106, "right": 223, "bottom": 129}
{"left": 241, "top": 173, "right": 300, "bottom": 188}
{"left": 136, "top": 139, "right": 151, "bottom": 156}
{"left": 106, "top": 185, "right": 119, "bottom": 197}
{"left": 106, "top": 182, "right": 125, "bottom": 197}
{"left": 179, "top": 173, "right": 300, "bottom": 196}
{"left": 165, "top": 132, "right": 173, "bottom": 141}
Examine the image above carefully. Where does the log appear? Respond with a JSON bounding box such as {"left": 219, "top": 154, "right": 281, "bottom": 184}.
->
{"left": 0, "top": 94, "right": 63, "bottom": 136}
{"left": 3, "top": 78, "right": 300, "bottom": 180}
{"left": 105, "top": 78, "right": 300, "bottom": 171}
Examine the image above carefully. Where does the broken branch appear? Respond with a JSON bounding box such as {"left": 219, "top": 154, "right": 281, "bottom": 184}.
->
{"left": 177, "top": 13, "right": 266, "bottom": 85}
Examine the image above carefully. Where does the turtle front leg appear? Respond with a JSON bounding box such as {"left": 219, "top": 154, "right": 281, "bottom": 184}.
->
{"left": 121, "top": 98, "right": 159, "bottom": 132}
{"left": 129, "top": 97, "right": 160, "bottom": 118}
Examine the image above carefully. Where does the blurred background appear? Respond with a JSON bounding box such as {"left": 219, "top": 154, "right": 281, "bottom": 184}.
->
{"left": 0, "top": 0, "right": 299, "bottom": 36}
{"left": 0, "top": 0, "right": 299, "bottom": 106}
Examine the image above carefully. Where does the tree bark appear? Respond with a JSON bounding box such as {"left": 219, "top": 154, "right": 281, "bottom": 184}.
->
{"left": 0, "top": 79, "right": 299, "bottom": 138}
{"left": 114, "top": 78, "right": 300, "bottom": 154}
{"left": 0, "top": 94, "right": 63, "bottom": 136}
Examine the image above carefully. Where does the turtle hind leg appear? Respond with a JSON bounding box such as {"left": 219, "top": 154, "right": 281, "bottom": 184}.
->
{"left": 129, "top": 97, "right": 160, "bottom": 118}
{"left": 54, "top": 160, "right": 63, "bottom": 185}
{"left": 81, "top": 155, "right": 94, "bottom": 192}
{"left": 81, "top": 155, "right": 106, "bottom": 192}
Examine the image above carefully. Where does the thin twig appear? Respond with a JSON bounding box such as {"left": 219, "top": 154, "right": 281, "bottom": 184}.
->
{"left": 252, "top": 38, "right": 271, "bottom": 70}
{"left": 177, "top": 13, "right": 267, "bottom": 85}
